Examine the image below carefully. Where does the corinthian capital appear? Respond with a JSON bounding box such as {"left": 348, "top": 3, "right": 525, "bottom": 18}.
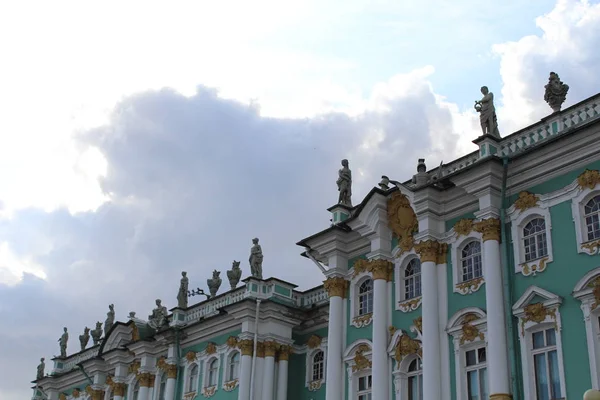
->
{"left": 414, "top": 240, "right": 440, "bottom": 263}
{"left": 474, "top": 218, "right": 501, "bottom": 242}
{"left": 323, "top": 276, "right": 349, "bottom": 298}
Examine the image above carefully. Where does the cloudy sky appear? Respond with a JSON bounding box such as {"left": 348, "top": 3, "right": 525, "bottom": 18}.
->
{"left": 1, "top": 0, "right": 600, "bottom": 398}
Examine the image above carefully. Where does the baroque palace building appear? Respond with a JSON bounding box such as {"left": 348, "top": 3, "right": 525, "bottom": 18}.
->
{"left": 32, "top": 81, "right": 600, "bottom": 400}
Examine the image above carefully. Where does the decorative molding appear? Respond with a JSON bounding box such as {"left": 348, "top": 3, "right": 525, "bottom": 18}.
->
{"left": 437, "top": 243, "right": 449, "bottom": 264}
{"left": 185, "top": 351, "right": 198, "bottom": 363}
{"left": 413, "top": 317, "right": 422, "bottom": 334}
{"left": 453, "top": 219, "right": 474, "bottom": 237}
{"left": 128, "top": 360, "right": 141, "bottom": 375}
{"left": 226, "top": 336, "right": 238, "bottom": 349}
{"left": 578, "top": 169, "right": 600, "bottom": 190}
{"left": 264, "top": 341, "right": 280, "bottom": 357}
{"left": 72, "top": 389, "right": 81, "bottom": 398}
{"left": 306, "top": 335, "right": 322, "bottom": 349}
{"left": 521, "top": 303, "right": 557, "bottom": 336}
{"left": 459, "top": 313, "right": 484, "bottom": 345}
{"left": 351, "top": 313, "right": 373, "bottom": 328}
{"left": 352, "top": 258, "right": 393, "bottom": 281}
{"left": 392, "top": 332, "right": 422, "bottom": 363}
{"left": 205, "top": 342, "right": 217, "bottom": 355}
{"left": 351, "top": 344, "right": 372, "bottom": 372}
{"left": 414, "top": 240, "right": 440, "bottom": 263}
{"left": 308, "top": 380, "right": 323, "bottom": 391}
{"left": 183, "top": 392, "right": 197, "bottom": 400}
{"left": 521, "top": 257, "right": 549, "bottom": 276}
{"left": 238, "top": 339, "right": 254, "bottom": 356}
{"left": 323, "top": 276, "right": 349, "bottom": 298}
{"left": 398, "top": 296, "right": 422, "bottom": 312}
{"left": 387, "top": 192, "right": 419, "bottom": 253}
{"left": 256, "top": 341, "right": 265, "bottom": 358}
{"left": 201, "top": 386, "right": 216, "bottom": 398}
{"left": 166, "top": 364, "right": 178, "bottom": 379}
{"left": 473, "top": 218, "right": 501, "bottom": 242}
{"left": 353, "top": 259, "right": 370, "bottom": 278}
{"left": 279, "top": 345, "right": 292, "bottom": 361}
{"left": 223, "top": 379, "right": 239, "bottom": 392}
{"left": 389, "top": 326, "right": 397, "bottom": 337}
{"left": 514, "top": 191, "right": 539, "bottom": 212}
{"left": 455, "top": 277, "right": 485, "bottom": 295}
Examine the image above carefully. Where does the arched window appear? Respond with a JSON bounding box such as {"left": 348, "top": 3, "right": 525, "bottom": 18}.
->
{"left": 404, "top": 258, "right": 422, "bottom": 300}
{"left": 228, "top": 352, "right": 240, "bottom": 381}
{"left": 466, "top": 347, "right": 488, "bottom": 400}
{"left": 312, "top": 351, "right": 324, "bottom": 382}
{"left": 208, "top": 359, "right": 219, "bottom": 387}
{"left": 585, "top": 195, "right": 600, "bottom": 241}
{"left": 158, "top": 373, "right": 167, "bottom": 400}
{"left": 132, "top": 381, "right": 140, "bottom": 400}
{"left": 461, "top": 241, "right": 482, "bottom": 281}
{"left": 407, "top": 357, "right": 423, "bottom": 400}
{"left": 188, "top": 364, "right": 199, "bottom": 392}
{"left": 523, "top": 218, "right": 548, "bottom": 261}
{"left": 358, "top": 279, "right": 373, "bottom": 316}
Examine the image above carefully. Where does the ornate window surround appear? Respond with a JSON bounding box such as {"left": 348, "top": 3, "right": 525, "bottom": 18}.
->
{"left": 154, "top": 371, "right": 167, "bottom": 400}
{"left": 512, "top": 285, "right": 566, "bottom": 400}
{"left": 446, "top": 307, "right": 488, "bottom": 400}
{"left": 387, "top": 327, "right": 423, "bottom": 399}
{"left": 572, "top": 186, "right": 600, "bottom": 255}
{"left": 573, "top": 267, "right": 600, "bottom": 389}
{"left": 221, "top": 345, "right": 240, "bottom": 392}
{"left": 343, "top": 340, "right": 373, "bottom": 400}
{"left": 202, "top": 355, "right": 220, "bottom": 396}
{"left": 507, "top": 194, "right": 554, "bottom": 276}
{"left": 125, "top": 375, "right": 140, "bottom": 400}
{"left": 394, "top": 250, "right": 422, "bottom": 313}
{"left": 305, "top": 337, "right": 328, "bottom": 392}
{"left": 349, "top": 271, "right": 373, "bottom": 328}
{"left": 450, "top": 230, "right": 485, "bottom": 295}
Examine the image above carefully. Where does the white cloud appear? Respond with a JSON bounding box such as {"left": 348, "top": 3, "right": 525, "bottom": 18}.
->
{"left": 0, "top": 242, "right": 47, "bottom": 286}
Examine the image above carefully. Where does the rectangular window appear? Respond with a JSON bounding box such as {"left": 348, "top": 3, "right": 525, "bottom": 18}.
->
{"left": 465, "top": 347, "right": 488, "bottom": 400}
{"left": 357, "top": 375, "right": 372, "bottom": 400}
{"left": 531, "top": 328, "right": 562, "bottom": 400}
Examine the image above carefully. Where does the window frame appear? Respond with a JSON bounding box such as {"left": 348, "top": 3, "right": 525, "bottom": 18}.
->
{"left": 204, "top": 357, "right": 219, "bottom": 388}
{"left": 186, "top": 362, "right": 199, "bottom": 394}
{"left": 394, "top": 251, "right": 423, "bottom": 312}
{"left": 156, "top": 372, "right": 168, "bottom": 400}
{"left": 349, "top": 273, "right": 374, "bottom": 328}
{"left": 450, "top": 233, "right": 485, "bottom": 295}
{"left": 508, "top": 204, "right": 554, "bottom": 276}
{"left": 573, "top": 268, "right": 600, "bottom": 389}
{"left": 391, "top": 353, "right": 423, "bottom": 400}
{"left": 221, "top": 348, "right": 241, "bottom": 391}
{"left": 572, "top": 189, "right": 600, "bottom": 255}
{"left": 344, "top": 340, "right": 373, "bottom": 400}
{"left": 305, "top": 338, "right": 328, "bottom": 391}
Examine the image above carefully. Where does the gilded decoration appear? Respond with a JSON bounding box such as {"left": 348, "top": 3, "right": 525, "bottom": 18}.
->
{"left": 131, "top": 323, "right": 140, "bottom": 341}
{"left": 128, "top": 360, "right": 141, "bottom": 374}
{"left": 514, "top": 191, "right": 539, "bottom": 212}
{"left": 149, "top": 375, "right": 155, "bottom": 387}
{"left": 113, "top": 383, "right": 126, "bottom": 397}
{"left": 352, "top": 313, "right": 373, "bottom": 328}
{"left": 460, "top": 313, "right": 484, "bottom": 345}
{"left": 474, "top": 218, "right": 501, "bottom": 242}
{"left": 166, "top": 364, "right": 178, "bottom": 379}
{"left": 454, "top": 219, "right": 474, "bottom": 237}
{"left": 352, "top": 259, "right": 370, "bottom": 278}
{"left": 413, "top": 317, "right": 422, "bottom": 334}
{"left": 185, "top": 351, "right": 197, "bottom": 363}
{"left": 323, "top": 276, "right": 348, "bottom": 298}
{"left": 578, "top": 169, "right": 600, "bottom": 190}
{"left": 85, "top": 387, "right": 104, "bottom": 400}
{"left": 387, "top": 192, "right": 419, "bottom": 253}
{"left": 307, "top": 335, "right": 322, "bottom": 349}
{"left": 308, "top": 380, "right": 323, "bottom": 391}
{"left": 72, "top": 389, "right": 80, "bottom": 398}
{"left": 202, "top": 386, "right": 217, "bottom": 398}
{"left": 256, "top": 341, "right": 265, "bottom": 358}
{"left": 489, "top": 394, "right": 513, "bottom": 400}
{"left": 521, "top": 257, "right": 549, "bottom": 276}
{"left": 582, "top": 239, "right": 600, "bottom": 255}
{"left": 415, "top": 240, "right": 440, "bottom": 263}
{"left": 456, "top": 277, "right": 485, "bottom": 295}
{"left": 59, "top": 394, "right": 66, "bottom": 400}
{"left": 105, "top": 375, "right": 114, "bottom": 387}
{"left": 588, "top": 277, "right": 600, "bottom": 310}
{"left": 279, "top": 345, "right": 292, "bottom": 361}
{"left": 138, "top": 372, "right": 152, "bottom": 388}
{"left": 389, "top": 326, "right": 397, "bottom": 336}
{"left": 224, "top": 379, "right": 239, "bottom": 391}
{"left": 183, "top": 392, "right": 197, "bottom": 400}
{"left": 205, "top": 342, "right": 217, "bottom": 355}
{"left": 351, "top": 344, "right": 372, "bottom": 372}
{"left": 521, "top": 302, "right": 557, "bottom": 336}
{"left": 238, "top": 339, "right": 254, "bottom": 356}
{"left": 226, "top": 336, "right": 239, "bottom": 349}
{"left": 398, "top": 296, "right": 421, "bottom": 312}
{"left": 157, "top": 356, "right": 167, "bottom": 371}
{"left": 368, "top": 259, "right": 394, "bottom": 281}
{"left": 393, "top": 333, "right": 422, "bottom": 363}
{"left": 437, "top": 243, "right": 449, "bottom": 265}
{"left": 264, "top": 341, "right": 280, "bottom": 357}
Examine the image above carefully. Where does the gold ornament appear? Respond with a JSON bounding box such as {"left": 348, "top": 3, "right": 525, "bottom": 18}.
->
{"left": 389, "top": 326, "right": 397, "bottom": 336}
{"left": 387, "top": 192, "right": 419, "bottom": 252}
{"left": 238, "top": 339, "right": 254, "bottom": 356}
{"left": 352, "top": 259, "right": 370, "bottom": 277}
{"left": 398, "top": 297, "right": 421, "bottom": 312}
{"left": 166, "top": 364, "right": 178, "bottom": 379}
{"left": 455, "top": 277, "right": 485, "bottom": 294}
{"left": 223, "top": 379, "right": 239, "bottom": 391}
{"left": 137, "top": 372, "right": 152, "bottom": 387}
{"left": 226, "top": 336, "right": 239, "bottom": 349}
{"left": 264, "top": 341, "right": 280, "bottom": 357}
{"left": 589, "top": 277, "right": 600, "bottom": 310}
{"left": 306, "top": 335, "right": 322, "bottom": 349}
{"left": 368, "top": 259, "right": 394, "bottom": 281}
{"left": 256, "top": 341, "right": 265, "bottom": 358}
{"left": 393, "top": 333, "right": 422, "bottom": 362}
{"left": 131, "top": 323, "right": 140, "bottom": 341}
{"left": 157, "top": 357, "right": 167, "bottom": 371}
{"left": 185, "top": 351, "right": 197, "bottom": 362}
{"left": 474, "top": 218, "right": 501, "bottom": 242}
{"left": 72, "top": 389, "right": 81, "bottom": 398}
{"left": 521, "top": 303, "right": 557, "bottom": 336}
{"left": 278, "top": 345, "right": 292, "bottom": 361}
{"left": 415, "top": 240, "right": 440, "bottom": 263}
{"left": 437, "top": 243, "right": 448, "bottom": 265}
{"left": 351, "top": 344, "right": 372, "bottom": 372}
{"left": 323, "top": 276, "right": 348, "bottom": 298}
{"left": 578, "top": 169, "right": 600, "bottom": 190}
{"left": 460, "top": 313, "right": 484, "bottom": 345}
{"left": 113, "top": 383, "right": 126, "bottom": 397}
{"left": 128, "top": 360, "right": 141, "bottom": 374}
{"left": 205, "top": 342, "right": 217, "bottom": 355}
{"left": 352, "top": 313, "right": 373, "bottom": 328}
{"left": 514, "top": 191, "right": 538, "bottom": 212}
{"left": 59, "top": 394, "right": 67, "bottom": 400}
{"left": 454, "top": 219, "right": 474, "bottom": 237}
{"left": 413, "top": 317, "right": 422, "bottom": 334}
{"left": 489, "top": 394, "right": 513, "bottom": 400}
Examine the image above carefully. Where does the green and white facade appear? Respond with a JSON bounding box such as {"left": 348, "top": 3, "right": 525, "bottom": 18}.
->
{"left": 32, "top": 92, "right": 600, "bottom": 400}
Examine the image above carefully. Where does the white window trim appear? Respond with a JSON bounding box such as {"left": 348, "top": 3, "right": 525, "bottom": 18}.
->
{"left": 446, "top": 307, "right": 488, "bottom": 400}
{"left": 125, "top": 375, "right": 140, "bottom": 400}
{"left": 450, "top": 233, "right": 485, "bottom": 295}
{"left": 183, "top": 361, "right": 200, "bottom": 394}
{"left": 572, "top": 188, "right": 600, "bottom": 255}
{"left": 153, "top": 371, "right": 167, "bottom": 400}
{"left": 305, "top": 342, "right": 328, "bottom": 391}
{"left": 394, "top": 250, "right": 422, "bottom": 312}
{"left": 512, "top": 285, "right": 566, "bottom": 400}
{"left": 343, "top": 340, "right": 373, "bottom": 400}
{"left": 573, "top": 267, "right": 600, "bottom": 389}
{"left": 391, "top": 353, "right": 422, "bottom": 400}
{"left": 349, "top": 273, "right": 373, "bottom": 328}
{"left": 508, "top": 203, "right": 554, "bottom": 276}
{"left": 221, "top": 347, "right": 240, "bottom": 391}
{"left": 202, "top": 355, "right": 220, "bottom": 397}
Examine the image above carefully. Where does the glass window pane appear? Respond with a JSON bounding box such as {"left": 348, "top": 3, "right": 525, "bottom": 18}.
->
{"left": 532, "top": 331, "right": 545, "bottom": 349}
{"left": 466, "top": 350, "right": 476, "bottom": 366}
{"left": 467, "top": 370, "right": 480, "bottom": 400}
{"left": 545, "top": 328, "right": 556, "bottom": 346}
{"left": 477, "top": 347, "right": 486, "bottom": 363}
{"left": 534, "top": 353, "right": 550, "bottom": 400}
{"left": 480, "top": 367, "right": 488, "bottom": 399}
{"left": 548, "top": 350, "right": 562, "bottom": 399}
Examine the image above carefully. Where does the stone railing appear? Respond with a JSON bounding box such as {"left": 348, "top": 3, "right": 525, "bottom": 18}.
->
{"left": 185, "top": 287, "right": 246, "bottom": 323}
{"left": 55, "top": 347, "right": 100, "bottom": 372}
{"left": 298, "top": 287, "right": 328, "bottom": 307}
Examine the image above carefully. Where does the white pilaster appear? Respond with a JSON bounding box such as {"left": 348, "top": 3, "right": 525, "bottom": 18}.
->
{"left": 276, "top": 358, "right": 289, "bottom": 400}
{"left": 165, "top": 373, "right": 176, "bottom": 400}
{"left": 324, "top": 275, "right": 347, "bottom": 400}
{"left": 372, "top": 269, "right": 390, "bottom": 400}
{"left": 138, "top": 386, "right": 150, "bottom": 400}
{"left": 238, "top": 353, "right": 253, "bottom": 400}
{"left": 262, "top": 354, "right": 276, "bottom": 400}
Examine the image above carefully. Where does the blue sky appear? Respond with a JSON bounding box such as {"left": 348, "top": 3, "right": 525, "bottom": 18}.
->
{"left": 1, "top": 0, "right": 600, "bottom": 399}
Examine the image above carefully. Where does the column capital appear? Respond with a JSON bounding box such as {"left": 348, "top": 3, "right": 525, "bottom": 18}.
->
{"left": 113, "top": 383, "right": 126, "bottom": 397}
{"left": 85, "top": 387, "right": 105, "bottom": 400}
{"left": 263, "top": 341, "right": 280, "bottom": 358}
{"left": 238, "top": 339, "right": 254, "bottom": 356}
{"left": 474, "top": 218, "right": 501, "bottom": 242}
{"left": 437, "top": 243, "right": 448, "bottom": 265}
{"left": 256, "top": 341, "right": 265, "bottom": 358}
{"left": 489, "top": 394, "right": 512, "bottom": 400}
{"left": 137, "top": 372, "right": 153, "bottom": 387}
{"left": 368, "top": 259, "right": 394, "bottom": 281}
{"left": 165, "top": 364, "right": 177, "bottom": 379}
{"left": 278, "top": 345, "right": 292, "bottom": 361}
{"left": 324, "top": 276, "right": 349, "bottom": 298}
{"left": 414, "top": 240, "right": 440, "bottom": 263}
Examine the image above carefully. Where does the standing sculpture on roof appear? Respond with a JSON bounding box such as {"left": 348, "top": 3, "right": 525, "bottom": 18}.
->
{"left": 207, "top": 270, "right": 222, "bottom": 298}
{"left": 58, "top": 327, "right": 68, "bottom": 358}
{"left": 337, "top": 159, "right": 352, "bottom": 206}
{"left": 36, "top": 358, "right": 45, "bottom": 380}
{"left": 249, "top": 238, "right": 264, "bottom": 279}
{"left": 227, "top": 261, "right": 242, "bottom": 289}
{"left": 474, "top": 86, "right": 500, "bottom": 137}
{"left": 544, "top": 72, "right": 569, "bottom": 113}
{"left": 91, "top": 322, "right": 102, "bottom": 345}
{"left": 104, "top": 304, "right": 115, "bottom": 337}
{"left": 148, "top": 299, "right": 168, "bottom": 330}
{"left": 177, "top": 271, "right": 189, "bottom": 308}
{"left": 79, "top": 327, "right": 90, "bottom": 351}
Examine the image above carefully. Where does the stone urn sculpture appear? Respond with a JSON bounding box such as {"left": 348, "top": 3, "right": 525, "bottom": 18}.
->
{"left": 207, "top": 270, "right": 222, "bottom": 298}
{"left": 79, "top": 327, "right": 90, "bottom": 351}
{"left": 227, "top": 261, "right": 242, "bottom": 290}
{"left": 91, "top": 322, "right": 103, "bottom": 345}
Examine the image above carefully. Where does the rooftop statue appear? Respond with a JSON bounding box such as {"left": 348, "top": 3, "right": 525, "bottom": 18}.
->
{"left": 249, "top": 238, "right": 263, "bottom": 279}
{"left": 79, "top": 327, "right": 90, "bottom": 351}
{"left": 104, "top": 304, "right": 115, "bottom": 337}
{"left": 474, "top": 86, "right": 500, "bottom": 137}
{"left": 148, "top": 299, "right": 168, "bottom": 330}
{"left": 207, "top": 270, "right": 222, "bottom": 298}
{"left": 337, "top": 159, "right": 352, "bottom": 206}
{"left": 177, "top": 271, "right": 189, "bottom": 308}
{"left": 91, "top": 322, "right": 102, "bottom": 345}
{"left": 58, "top": 327, "right": 68, "bottom": 358}
{"left": 227, "top": 261, "right": 242, "bottom": 290}
{"left": 36, "top": 358, "right": 45, "bottom": 380}
{"left": 544, "top": 72, "right": 569, "bottom": 113}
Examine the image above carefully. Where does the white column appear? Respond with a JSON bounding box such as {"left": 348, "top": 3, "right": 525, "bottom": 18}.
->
{"left": 253, "top": 343, "right": 265, "bottom": 400}
{"left": 276, "top": 347, "right": 290, "bottom": 400}
{"left": 371, "top": 261, "right": 392, "bottom": 400}
{"left": 323, "top": 276, "right": 347, "bottom": 400}
{"left": 416, "top": 240, "right": 442, "bottom": 400}
{"left": 238, "top": 340, "right": 253, "bottom": 400}
{"left": 138, "top": 383, "right": 150, "bottom": 400}
{"left": 478, "top": 219, "right": 511, "bottom": 400}
{"left": 262, "top": 342, "right": 277, "bottom": 400}
{"left": 147, "top": 377, "right": 155, "bottom": 400}
{"left": 164, "top": 365, "right": 177, "bottom": 400}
